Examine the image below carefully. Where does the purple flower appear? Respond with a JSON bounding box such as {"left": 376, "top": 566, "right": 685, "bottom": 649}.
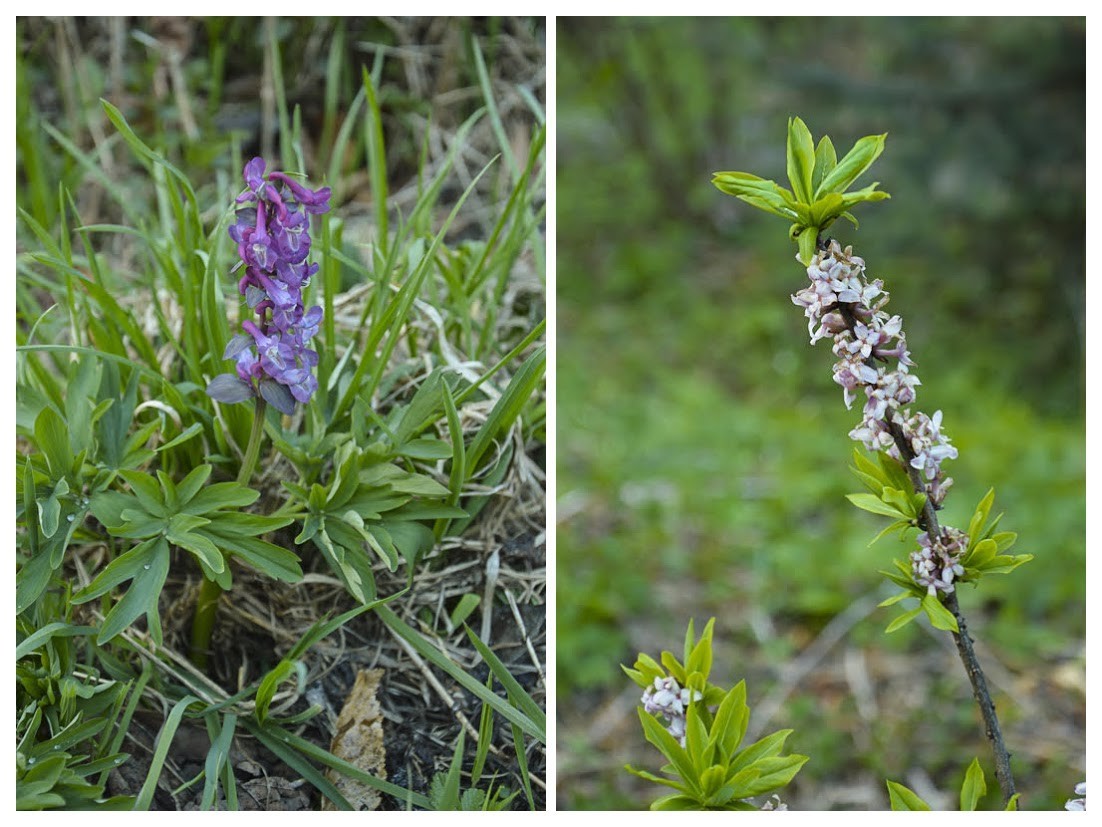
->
{"left": 268, "top": 171, "right": 332, "bottom": 214}
{"left": 207, "top": 158, "right": 331, "bottom": 416}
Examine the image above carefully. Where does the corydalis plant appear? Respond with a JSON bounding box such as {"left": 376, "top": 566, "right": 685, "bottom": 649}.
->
{"left": 207, "top": 157, "right": 331, "bottom": 416}
{"left": 623, "top": 619, "right": 807, "bottom": 811}
{"left": 192, "top": 158, "right": 329, "bottom": 668}
{"left": 713, "top": 118, "right": 1033, "bottom": 806}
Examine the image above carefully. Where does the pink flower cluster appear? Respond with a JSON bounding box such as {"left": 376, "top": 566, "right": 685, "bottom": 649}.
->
{"left": 911, "top": 527, "right": 967, "bottom": 596}
{"left": 792, "top": 241, "right": 957, "bottom": 508}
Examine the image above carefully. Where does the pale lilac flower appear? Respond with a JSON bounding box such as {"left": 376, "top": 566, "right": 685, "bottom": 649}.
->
{"left": 641, "top": 675, "right": 703, "bottom": 746}
{"left": 761, "top": 795, "right": 789, "bottom": 811}
{"left": 793, "top": 240, "right": 957, "bottom": 506}
{"left": 1065, "top": 781, "right": 1086, "bottom": 811}
{"left": 911, "top": 527, "right": 967, "bottom": 596}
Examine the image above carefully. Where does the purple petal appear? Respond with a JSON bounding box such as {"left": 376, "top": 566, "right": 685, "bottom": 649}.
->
{"left": 243, "top": 157, "right": 266, "bottom": 190}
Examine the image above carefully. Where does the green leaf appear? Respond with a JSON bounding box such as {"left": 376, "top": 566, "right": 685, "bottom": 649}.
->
{"left": 960, "top": 757, "right": 986, "bottom": 811}
{"left": 881, "top": 487, "right": 916, "bottom": 518}
{"left": 157, "top": 422, "right": 204, "bottom": 453}
{"left": 838, "top": 180, "right": 890, "bottom": 207}
{"left": 91, "top": 537, "right": 172, "bottom": 644}
{"left": 963, "top": 537, "right": 998, "bottom": 568}
{"left": 846, "top": 492, "right": 906, "bottom": 519}
{"left": 807, "top": 192, "right": 844, "bottom": 229}
{"left": 711, "top": 172, "right": 799, "bottom": 220}
{"left": 714, "top": 681, "right": 749, "bottom": 758}
{"left": 34, "top": 405, "right": 74, "bottom": 479}
{"left": 37, "top": 491, "right": 62, "bottom": 539}
{"left": 921, "top": 592, "right": 959, "bottom": 632}
{"left": 255, "top": 659, "right": 296, "bottom": 726}
{"left": 975, "top": 553, "right": 1034, "bottom": 575}
{"left": 886, "top": 779, "right": 931, "bottom": 810}
{"left": 683, "top": 701, "right": 708, "bottom": 773}
{"left": 968, "top": 488, "right": 997, "bottom": 539}
{"left": 796, "top": 226, "right": 819, "bottom": 266}
{"left": 464, "top": 626, "right": 546, "bottom": 732}
{"left": 395, "top": 437, "right": 453, "bottom": 460}
{"left": 885, "top": 605, "right": 923, "bottom": 633}
{"left": 868, "top": 519, "right": 912, "bottom": 547}
{"left": 16, "top": 553, "right": 55, "bottom": 614}
{"left": 183, "top": 482, "right": 260, "bottom": 514}
{"left": 174, "top": 464, "right": 213, "bottom": 507}
{"left": 818, "top": 132, "right": 888, "bottom": 195}
{"left": 877, "top": 590, "right": 913, "bottom": 608}
{"left": 811, "top": 135, "right": 837, "bottom": 196}
{"left": 73, "top": 537, "right": 160, "bottom": 603}
{"left": 638, "top": 710, "right": 700, "bottom": 798}
{"left": 377, "top": 605, "right": 544, "bottom": 743}
{"left": 786, "top": 116, "right": 815, "bottom": 204}
{"left": 650, "top": 793, "right": 712, "bottom": 810}
{"left": 447, "top": 594, "right": 480, "bottom": 631}
{"left": 118, "top": 470, "right": 166, "bottom": 518}
{"left": 729, "top": 728, "right": 795, "bottom": 775}
{"left": 16, "top": 622, "right": 98, "bottom": 660}
{"left": 199, "top": 528, "right": 302, "bottom": 583}
{"left": 623, "top": 764, "right": 691, "bottom": 793}
{"left": 685, "top": 618, "right": 714, "bottom": 678}
{"left": 171, "top": 530, "right": 225, "bottom": 576}
{"left": 733, "top": 754, "right": 809, "bottom": 797}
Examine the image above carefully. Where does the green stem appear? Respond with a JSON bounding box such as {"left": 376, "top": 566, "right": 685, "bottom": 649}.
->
{"left": 237, "top": 398, "right": 268, "bottom": 488}
{"left": 189, "top": 398, "right": 268, "bottom": 669}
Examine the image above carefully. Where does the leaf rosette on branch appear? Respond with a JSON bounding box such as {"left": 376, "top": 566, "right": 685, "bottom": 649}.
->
{"left": 712, "top": 116, "right": 889, "bottom": 265}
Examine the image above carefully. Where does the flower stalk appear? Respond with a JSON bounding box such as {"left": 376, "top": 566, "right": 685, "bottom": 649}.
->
{"left": 713, "top": 119, "right": 1032, "bottom": 807}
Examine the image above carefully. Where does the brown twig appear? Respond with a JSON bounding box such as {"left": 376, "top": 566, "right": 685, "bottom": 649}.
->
{"left": 885, "top": 419, "right": 1017, "bottom": 806}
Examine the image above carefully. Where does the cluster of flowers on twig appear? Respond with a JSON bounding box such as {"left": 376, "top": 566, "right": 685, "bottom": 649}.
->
{"left": 792, "top": 240, "right": 958, "bottom": 509}
{"left": 640, "top": 675, "right": 701, "bottom": 746}
{"left": 910, "top": 526, "right": 967, "bottom": 597}
{"left": 207, "top": 157, "right": 331, "bottom": 415}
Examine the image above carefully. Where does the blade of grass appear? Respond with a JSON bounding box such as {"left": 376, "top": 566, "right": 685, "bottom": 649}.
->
{"left": 249, "top": 720, "right": 432, "bottom": 809}
{"left": 133, "top": 695, "right": 203, "bottom": 810}
{"left": 362, "top": 66, "right": 390, "bottom": 259}
{"left": 463, "top": 625, "right": 545, "bottom": 732}
{"left": 463, "top": 344, "right": 545, "bottom": 477}
{"left": 199, "top": 712, "right": 236, "bottom": 811}
{"left": 470, "top": 35, "right": 519, "bottom": 182}
{"left": 375, "top": 605, "right": 543, "bottom": 743}
{"left": 330, "top": 154, "right": 495, "bottom": 424}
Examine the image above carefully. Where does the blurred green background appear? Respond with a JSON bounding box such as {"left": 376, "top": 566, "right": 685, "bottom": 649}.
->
{"left": 555, "top": 17, "right": 1084, "bottom": 810}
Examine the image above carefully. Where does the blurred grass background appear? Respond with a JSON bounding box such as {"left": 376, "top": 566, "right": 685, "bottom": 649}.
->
{"left": 555, "top": 17, "right": 1084, "bottom": 810}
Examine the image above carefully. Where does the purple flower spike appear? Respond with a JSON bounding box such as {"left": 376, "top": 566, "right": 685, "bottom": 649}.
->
{"left": 207, "top": 158, "right": 331, "bottom": 415}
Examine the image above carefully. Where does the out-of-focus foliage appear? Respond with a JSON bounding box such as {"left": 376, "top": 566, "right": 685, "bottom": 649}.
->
{"left": 556, "top": 17, "right": 1083, "bottom": 811}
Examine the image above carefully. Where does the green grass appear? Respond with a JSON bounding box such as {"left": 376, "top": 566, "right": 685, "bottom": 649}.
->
{"left": 17, "top": 17, "right": 545, "bottom": 811}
